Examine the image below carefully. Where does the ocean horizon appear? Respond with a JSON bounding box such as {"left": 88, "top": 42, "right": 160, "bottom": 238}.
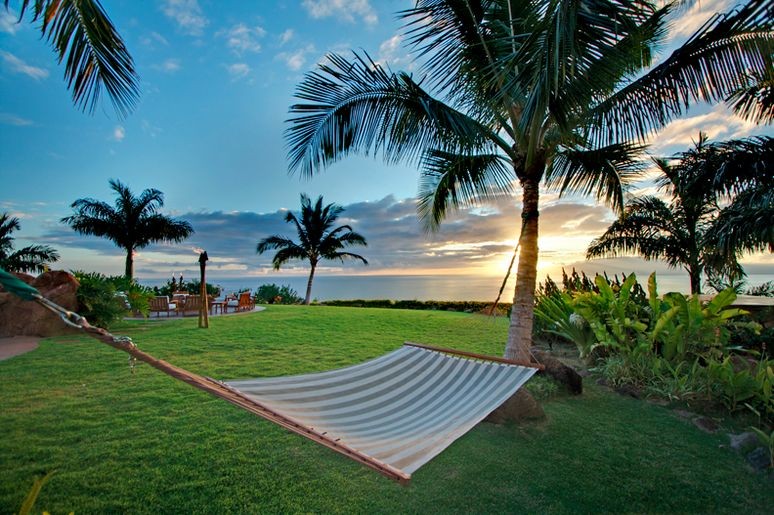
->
{"left": 137, "top": 273, "right": 774, "bottom": 302}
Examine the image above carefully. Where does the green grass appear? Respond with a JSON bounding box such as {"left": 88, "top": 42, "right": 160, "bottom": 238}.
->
{"left": 1, "top": 306, "right": 771, "bottom": 513}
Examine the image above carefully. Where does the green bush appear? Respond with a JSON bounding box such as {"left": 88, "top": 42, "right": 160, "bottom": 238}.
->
{"left": 254, "top": 284, "right": 303, "bottom": 304}
{"left": 320, "top": 299, "right": 509, "bottom": 313}
{"left": 72, "top": 271, "right": 127, "bottom": 328}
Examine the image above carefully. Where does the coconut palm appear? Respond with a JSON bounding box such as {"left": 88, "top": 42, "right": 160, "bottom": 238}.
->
{"left": 61, "top": 179, "right": 193, "bottom": 279}
{"left": 4, "top": 0, "right": 139, "bottom": 117}
{"left": 285, "top": 0, "right": 772, "bottom": 361}
{"left": 0, "top": 212, "right": 59, "bottom": 273}
{"left": 587, "top": 134, "right": 773, "bottom": 294}
{"left": 257, "top": 194, "right": 368, "bottom": 304}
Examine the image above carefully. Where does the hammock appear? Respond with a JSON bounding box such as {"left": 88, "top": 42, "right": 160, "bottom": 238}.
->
{"left": 0, "top": 268, "right": 541, "bottom": 483}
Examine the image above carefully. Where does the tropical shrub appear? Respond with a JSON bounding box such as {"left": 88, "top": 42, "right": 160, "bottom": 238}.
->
{"left": 73, "top": 271, "right": 128, "bottom": 328}
{"left": 254, "top": 284, "right": 303, "bottom": 304}
{"left": 533, "top": 290, "right": 595, "bottom": 354}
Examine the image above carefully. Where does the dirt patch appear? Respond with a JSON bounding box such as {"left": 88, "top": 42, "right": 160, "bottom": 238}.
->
{"left": 0, "top": 336, "right": 41, "bottom": 361}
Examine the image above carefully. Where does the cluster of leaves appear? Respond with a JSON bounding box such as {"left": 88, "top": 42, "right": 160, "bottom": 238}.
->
{"left": 151, "top": 277, "right": 220, "bottom": 297}
{"left": 536, "top": 272, "right": 772, "bottom": 425}
{"left": 254, "top": 284, "right": 303, "bottom": 305}
{"left": 73, "top": 271, "right": 153, "bottom": 328}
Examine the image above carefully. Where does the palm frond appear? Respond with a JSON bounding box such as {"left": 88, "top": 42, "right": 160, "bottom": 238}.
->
{"left": 10, "top": 0, "right": 140, "bottom": 117}
{"left": 286, "top": 51, "right": 510, "bottom": 178}
{"left": 545, "top": 142, "right": 647, "bottom": 214}
{"left": 5, "top": 244, "right": 59, "bottom": 273}
{"left": 587, "top": 0, "right": 773, "bottom": 145}
{"left": 417, "top": 149, "right": 513, "bottom": 231}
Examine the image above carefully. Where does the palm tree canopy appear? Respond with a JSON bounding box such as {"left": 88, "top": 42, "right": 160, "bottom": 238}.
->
{"left": 256, "top": 194, "right": 368, "bottom": 269}
{"left": 5, "top": 0, "right": 139, "bottom": 117}
{"left": 0, "top": 212, "right": 59, "bottom": 273}
{"left": 286, "top": 0, "right": 772, "bottom": 227}
{"left": 61, "top": 179, "right": 194, "bottom": 252}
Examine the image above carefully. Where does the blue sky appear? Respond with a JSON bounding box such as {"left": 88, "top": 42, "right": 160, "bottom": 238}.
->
{"left": 1, "top": 0, "right": 772, "bottom": 289}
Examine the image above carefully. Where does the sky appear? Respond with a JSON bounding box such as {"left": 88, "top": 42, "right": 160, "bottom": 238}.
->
{"left": 0, "top": 0, "right": 772, "bottom": 291}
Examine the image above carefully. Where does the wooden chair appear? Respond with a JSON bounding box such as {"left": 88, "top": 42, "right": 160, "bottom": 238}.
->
{"left": 149, "top": 296, "right": 177, "bottom": 317}
{"left": 236, "top": 291, "right": 255, "bottom": 312}
{"left": 179, "top": 294, "right": 204, "bottom": 316}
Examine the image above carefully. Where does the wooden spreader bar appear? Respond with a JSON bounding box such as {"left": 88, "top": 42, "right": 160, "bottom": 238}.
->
{"left": 404, "top": 341, "right": 545, "bottom": 370}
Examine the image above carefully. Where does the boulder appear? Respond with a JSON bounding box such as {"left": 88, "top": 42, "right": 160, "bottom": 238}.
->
{"left": 692, "top": 416, "right": 719, "bottom": 434}
{"left": 532, "top": 349, "right": 583, "bottom": 394}
{"left": 485, "top": 389, "right": 546, "bottom": 424}
{"left": 728, "top": 431, "right": 760, "bottom": 452}
{"left": 0, "top": 271, "right": 80, "bottom": 337}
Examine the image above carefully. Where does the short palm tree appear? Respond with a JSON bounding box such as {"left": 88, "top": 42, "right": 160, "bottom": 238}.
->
{"left": 61, "top": 179, "right": 194, "bottom": 279}
{"left": 0, "top": 212, "right": 59, "bottom": 273}
{"left": 286, "top": 0, "right": 772, "bottom": 361}
{"left": 4, "top": 0, "right": 139, "bottom": 117}
{"left": 587, "top": 134, "right": 772, "bottom": 294}
{"left": 257, "top": 194, "right": 368, "bottom": 304}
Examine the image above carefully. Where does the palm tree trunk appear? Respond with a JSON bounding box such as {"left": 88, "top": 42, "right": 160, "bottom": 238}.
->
{"left": 125, "top": 248, "right": 134, "bottom": 279}
{"left": 689, "top": 265, "right": 702, "bottom": 295}
{"left": 304, "top": 264, "right": 316, "bottom": 305}
{"left": 505, "top": 175, "right": 540, "bottom": 363}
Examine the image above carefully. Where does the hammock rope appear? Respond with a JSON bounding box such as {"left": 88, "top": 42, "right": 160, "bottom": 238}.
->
{"left": 0, "top": 268, "right": 541, "bottom": 483}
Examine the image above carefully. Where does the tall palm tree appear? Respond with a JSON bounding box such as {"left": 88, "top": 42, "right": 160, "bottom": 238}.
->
{"left": 0, "top": 212, "right": 59, "bottom": 273}
{"left": 285, "top": 0, "right": 772, "bottom": 361}
{"left": 587, "top": 134, "right": 772, "bottom": 294}
{"left": 61, "top": 179, "right": 194, "bottom": 279}
{"left": 4, "top": 0, "right": 139, "bottom": 117}
{"left": 257, "top": 194, "right": 368, "bottom": 304}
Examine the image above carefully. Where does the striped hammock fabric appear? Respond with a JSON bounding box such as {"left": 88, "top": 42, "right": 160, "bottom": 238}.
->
{"left": 225, "top": 343, "right": 538, "bottom": 482}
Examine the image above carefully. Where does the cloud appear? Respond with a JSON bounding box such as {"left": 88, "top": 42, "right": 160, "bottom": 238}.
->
{"left": 666, "top": 0, "right": 733, "bottom": 44}
{"left": 0, "top": 8, "right": 19, "bottom": 34}
{"left": 140, "top": 31, "right": 169, "bottom": 47}
{"left": 153, "top": 58, "right": 181, "bottom": 73}
{"left": 0, "top": 112, "right": 32, "bottom": 126}
{"left": 226, "top": 63, "right": 250, "bottom": 80}
{"left": 112, "top": 125, "right": 125, "bottom": 142}
{"left": 276, "top": 45, "right": 316, "bottom": 71}
{"left": 302, "top": 0, "right": 378, "bottom": 25}
{"left": 220, "top": 23, "right": 266, "bottom": 54}
{"left": 161, "top": 0, "right": 208, "bottom": 36}
{"left": 0, "top": 51, "right": 48, "bottom": 80}
{"left": 141, "top": 120, "right": 162, "bottom": 138}
{"left": 377, "top": 35, "right": 412, "bottom": 70}
{"left": 279, "top": 29, "right": 295, "bottom": 45}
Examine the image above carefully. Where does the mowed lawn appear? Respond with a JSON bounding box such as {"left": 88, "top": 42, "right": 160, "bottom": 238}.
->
{"left": 1, "top": 306, "right": 771, "bottom": 513}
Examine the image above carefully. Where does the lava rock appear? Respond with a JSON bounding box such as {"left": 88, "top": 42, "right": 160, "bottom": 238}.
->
{"left": 0, "top": 270, "right": 80, "bottom": 337}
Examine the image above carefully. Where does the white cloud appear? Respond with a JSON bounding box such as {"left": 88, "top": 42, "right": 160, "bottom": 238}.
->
{"left": 226, "top": 63, "right": 251, "bottom": 80}
{"left": 377, "top": 34, "right": 412, "bottom": 69}
{"left": 112, "top": 125, "right": 126, "bottom": 142}
{"left": 0, "top": 51, "right": 48, "bottom": 80}
{"left": 220, "top": 23, "right": 266, "bottom": 54}
{"left": 154, "top": 58, "right": 182, "bottom": 73}
{"left": 0, "top": 112, "right": 32, "bottom": 126}
{"left": 648, "top": 104, "right": 759, "bottom": 156}
{"left": 302, "top": 0, "right": 378, "bottom": 25}
{"left": 161, "top": 0, "right": 208, "bottom": 36}
{"left": 0, "top": 8, "right": 19, "bottom": 34}
{"left": 666, "top": 0, "right": 733, "bottom": 43}
{"left": 140, "top": 31, "right": 170, "bottom": 47}
{"left": 276, "top": 45, "right": 316, "bottom": 71}
{"left": 279, "top": 29, "right": 295, "bottom": 45}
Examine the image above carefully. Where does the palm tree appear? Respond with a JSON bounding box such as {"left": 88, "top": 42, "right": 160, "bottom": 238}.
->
{"left": 285, "top": 0, "right": 772, "bottom": 361}
{"left": 0, "top": 212, "right": 59, "bottom": 273}
{"left": 61, "top": 179, "right": 194, "bottom": 279}
{"left": 4, "top": 0, "right": 139, "bottom": 117}
{"left": 587, "top": 134, "right": 772, "bottom": 294}
{"left": 257, "top": 194, "right": 368, "bottom": 304}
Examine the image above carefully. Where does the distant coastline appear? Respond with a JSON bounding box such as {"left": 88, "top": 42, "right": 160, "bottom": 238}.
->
{"left": 138, "top": 273, "right": 774, "bottom": 302}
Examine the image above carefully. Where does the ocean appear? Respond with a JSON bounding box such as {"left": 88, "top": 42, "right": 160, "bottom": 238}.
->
{"left": 138, "top": 273, "right": 774, "bottom": 302}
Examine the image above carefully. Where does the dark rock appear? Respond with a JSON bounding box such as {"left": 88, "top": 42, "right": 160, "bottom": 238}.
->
{"left": 0, "top": 271, "right": 80, "bottom": 337}
{"left": 614, "top": 384, "right": 641, "bottom": 399}
{"left": 596, "top": 377, "right": 609, "bottom": 387}
{"left": 745, "top": 447, "right": 771, "bottom": 472}
{"left": 673, "top": 409, "right": 694, "bottom": 419}
{"left": 485, "top": 389, "right": 546, "bottom": 424}
{"left": 692, "top": 416, "right": 719, "bottom": 434}
{"left": 577, "top": 369, "right": 591, "bottom": 377}
{"left": 532, "top": 350, "right": 583, "bottom": 395}
{"left": 728, "top": 432, "right": 760, "bottom": 452}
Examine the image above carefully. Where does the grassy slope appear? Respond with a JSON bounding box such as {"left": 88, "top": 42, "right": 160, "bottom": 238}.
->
{"left": 1, "top": 306, "right": 771, "bottom": 514}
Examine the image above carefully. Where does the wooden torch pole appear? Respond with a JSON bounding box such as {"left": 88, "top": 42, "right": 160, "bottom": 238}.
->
{"left": 198, "top": 250, "right": 209, "bottom": 328}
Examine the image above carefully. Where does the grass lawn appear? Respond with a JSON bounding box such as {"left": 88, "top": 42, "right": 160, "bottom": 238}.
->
{"left": 1, "top": 305, "right": 771, "bottom": 513}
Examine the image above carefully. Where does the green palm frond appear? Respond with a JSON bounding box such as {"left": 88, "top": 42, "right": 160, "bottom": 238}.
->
{"left": 726, "top": 61, "right": 774, "bottom": 123}
{"left": 286, "top": 52, "right": 510, "bottom": 178}
{"left": 545, "top": 142, "right": 647, "bottom": 214}
{"left": 417, "top": 149, "right": 513, "bottom": 231}
{"left": 0, "top": 212, "right": 58, "bottom": 272}
{"left": 705, "top": 187, "right": 774, "bottom": 255}
{"left": 587, "top": 0, "right": 773, "bottom": 145}
{"left": 8, "top": 0, "right": 140, "bottom": 117}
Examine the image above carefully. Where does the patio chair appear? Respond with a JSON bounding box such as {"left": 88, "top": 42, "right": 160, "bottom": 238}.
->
{"left": 149, "top": 296, "right": 177, "bottom": 317}
{"left": 236, "top": 291, "right": 254, "bottom": 312}
{"left": 179, "top": 294, "right": 204, "bottom": 316}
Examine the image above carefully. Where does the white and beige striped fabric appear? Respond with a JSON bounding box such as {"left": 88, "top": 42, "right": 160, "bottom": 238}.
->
{"left": 226, "top": 344, "right": 537, "bottom": 478}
